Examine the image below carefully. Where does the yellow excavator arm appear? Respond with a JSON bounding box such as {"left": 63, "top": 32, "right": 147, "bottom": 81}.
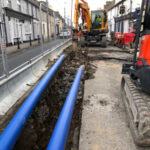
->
{"left": 74, "top": 0, "right": 92, "bottom": 32}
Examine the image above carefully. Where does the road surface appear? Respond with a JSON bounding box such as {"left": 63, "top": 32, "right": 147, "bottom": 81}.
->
{"left": 0, "top": 39, "right": 67, "bottom": 76}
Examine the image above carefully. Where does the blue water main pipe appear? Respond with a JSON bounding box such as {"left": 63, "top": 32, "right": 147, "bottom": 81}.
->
{"left": 0, "top": 55, "right": 65, "bottom": 150}
{"left": 47, "top": 67, "right": 83, "bottom": 150}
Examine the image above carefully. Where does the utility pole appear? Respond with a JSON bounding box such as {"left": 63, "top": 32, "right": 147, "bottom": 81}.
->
{"left": 63, "top": 1, "right": 66, "bottom": 39}
{"left": 71, "top": 0, "right": 73, "bottom": 37}
{"left": 46, "top": 0, "right": 50, "bottom": 41}
{"left": 130, "top": 0, "right": 133, "bottom": 25}
{"left": 0, "top": 20, "right": 9, "bottom": 76}
{"left": 67, "top": 15, "right": 69, "bottom": 27}
{"left": 39, "top": 3, "right": 44, "bottom": 55}
{"left": 0, "top": 0, "right": 9, "bottom": 76}
{"left": 53, "top": 11, "right": 56, "bottom": 39}
{"left": 64, "top": 1, "right": 67, "bottom": 28}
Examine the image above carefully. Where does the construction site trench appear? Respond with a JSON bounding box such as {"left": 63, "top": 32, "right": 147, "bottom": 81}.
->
{"left": 10, "top": 45, "right": 95, "bottom": 150}
{"left": 2, "top": 43, "right": 150, "bottom": 150}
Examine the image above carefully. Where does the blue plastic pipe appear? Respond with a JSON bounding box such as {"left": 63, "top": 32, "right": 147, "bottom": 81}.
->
{"left": 0, "top": 55, "right": 65, "bottom": 150}
{"left": 47, "top": 67, "right": 83, "bottom": 150}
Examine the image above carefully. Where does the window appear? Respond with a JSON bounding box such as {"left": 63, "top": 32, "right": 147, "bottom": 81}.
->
{"left": 91, "top": 11, "right": 103, "bottom": 29}
{"left": 17, "top": 0, "right": 21, "bottom": 12}
{"left": 35, "top": 8, "right": 38, "bottom": 18}
{"left": 8, "top": 16, "right": 11, "bottom": 21}
{"left": 26, "top": 2, "right": 29, "bottom": 14}
{"left": 43, "top": 24, "right": 45, "bottom": 35}
{"left": 14, "top": 19, "right": 19, "bottom": 37}
{"left": 6, "top": 0, "right": 12, "bottom": 8}
{"left": 28, "top": 4, "right": 32, "bottom": 15}
{"left": 33, "top": 6, "right": 36, "bottom": 17}
{"left": 25, "top": 22, "right": 31, "bottom": 33}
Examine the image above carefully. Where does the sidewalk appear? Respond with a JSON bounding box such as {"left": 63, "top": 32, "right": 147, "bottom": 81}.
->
{"left": 79, "top": 61, "right": 138, "bottom": 150}
{"left": 0, "top": 38, "right": 66, "bottom": 76}
{"left": 3, "top": 38, "right": 56, "bottom": 55}
{"left": 6, "top": 40, "right": 40, "bottom": 55}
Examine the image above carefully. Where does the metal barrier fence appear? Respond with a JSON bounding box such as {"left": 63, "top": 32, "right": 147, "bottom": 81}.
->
{"left": 0, "top": 55, "right": 65, "bottom": 150}
{"left": 0, "top": 39, "right": 71, "bottom": 80}
{"left": 0, "top": 66, "right": 83, "bottom": 150}
{"left": 0, "top": 39, "right": 71, "bottom": 117}
{"left": 47, "top": 67, "right": 83, "bottom": 150}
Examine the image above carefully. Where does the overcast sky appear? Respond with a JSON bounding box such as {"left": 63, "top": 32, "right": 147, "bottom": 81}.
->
{"left": 49, "top": 0, "right": 108, "bottom": 19}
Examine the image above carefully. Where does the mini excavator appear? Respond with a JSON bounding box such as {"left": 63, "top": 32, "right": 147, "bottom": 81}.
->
{"left": 121, "top": 0, "right": 150, "bottom": 146}
{"left": 74, "top": 0, "right": 108, "bottom": 47}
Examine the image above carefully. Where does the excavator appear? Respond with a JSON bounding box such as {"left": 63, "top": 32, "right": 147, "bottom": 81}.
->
{"left": 74, "top": 0, "right": 108, "bottom": 47}
{"left": 121, "top": 0, "right": 150, "bottom": 146}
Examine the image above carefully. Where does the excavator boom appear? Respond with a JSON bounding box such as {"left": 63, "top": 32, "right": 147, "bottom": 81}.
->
{"left": 74, "top": 0, "right": 92, "bottom": 31}
{"left": 73, "top": 0, "right": 108, "bottom": 47}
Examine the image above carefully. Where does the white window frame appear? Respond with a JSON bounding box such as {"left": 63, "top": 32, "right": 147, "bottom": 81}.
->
{"left": 17, "top": 0, "right": 21, "bottom": 12}
{"left": 6, "top": 0, "right": 12, "bottom": 8}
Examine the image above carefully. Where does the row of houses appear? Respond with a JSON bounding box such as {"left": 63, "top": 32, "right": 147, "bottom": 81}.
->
{"left": 105, "top": 0, "right": 142, "bottom": 38}
{"left": 0, "top": 0, "right": 65, "bottom": 46}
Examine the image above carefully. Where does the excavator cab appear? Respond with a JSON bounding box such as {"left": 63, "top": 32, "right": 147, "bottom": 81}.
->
{"left": 74, "top": 0, "right": 108, "bottom": 47}
{"left": 91, "top": 11, "right": 102, "bottom": 29}
{"left": 83, "top": 10, "right": 108, "bottom": 47}
{"left": 91, "top": 10, "right": 107, "bottom": 30}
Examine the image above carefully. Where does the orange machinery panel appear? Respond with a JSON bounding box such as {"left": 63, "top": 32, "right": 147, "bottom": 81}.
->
{"left": 139, "top": 35, "right": 150, "bottom": 66}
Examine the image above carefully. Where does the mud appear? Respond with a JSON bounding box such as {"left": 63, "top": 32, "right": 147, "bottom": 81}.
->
{"left": 13, "top": 46, "right": 96, "bottom": 150}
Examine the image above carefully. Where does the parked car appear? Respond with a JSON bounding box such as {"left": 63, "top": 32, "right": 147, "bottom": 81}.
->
{"left": 59, "top": 29, "right": 71, "bottom": 38}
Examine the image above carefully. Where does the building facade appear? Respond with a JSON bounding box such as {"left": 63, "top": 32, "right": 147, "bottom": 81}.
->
{"left": 2, "top": 0, "right": 40, "bottom": 45}
{"left": 107, "top": 0, "right": 142, "bottom": 37}
{"left": 0, "top": 0, "right": 65, "bottom": 46}
{"left": 55, "top": 11, "right": 65, "bottom": 36}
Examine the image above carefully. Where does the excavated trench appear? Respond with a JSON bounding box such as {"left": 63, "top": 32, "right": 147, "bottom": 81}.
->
{"left": 13, "top": 46, "right": 96, "bottom": 150}
{"left": 10, "top": 44, "right": 133, "bottom": 150}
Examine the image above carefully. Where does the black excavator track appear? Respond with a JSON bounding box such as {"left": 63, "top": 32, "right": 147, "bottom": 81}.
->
{"left": 121, "top": 75, "right": 150, "bottom": 146}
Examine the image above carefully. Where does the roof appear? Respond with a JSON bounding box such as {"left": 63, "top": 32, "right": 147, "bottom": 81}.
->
{"left": 25, "top": 0, "right": 39, "bottom": 7}
{"left": 24, "top": 0, "right": 65, "bottom": 20}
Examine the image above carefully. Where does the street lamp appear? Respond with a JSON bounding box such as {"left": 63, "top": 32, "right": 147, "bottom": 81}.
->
{"left": 63, "top": 1, "right": 67, "bottom": 39}
{"left": 0, "top": 6, "right": 9, "bottom": 76}
{"left": 46, "top": 0, "right": 50, "bottom": 41}
{"left": 0, "top": 22, "right": 9, "bottom": 76}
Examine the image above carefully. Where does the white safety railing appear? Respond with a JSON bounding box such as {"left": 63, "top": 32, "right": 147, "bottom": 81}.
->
{"left": 0, "top": 39, "right": 72, "bottom": 116}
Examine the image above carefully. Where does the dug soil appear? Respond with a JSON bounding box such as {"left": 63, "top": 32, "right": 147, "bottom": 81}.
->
{"left": 13, "top": 45, "right": 96, "bottom": 150}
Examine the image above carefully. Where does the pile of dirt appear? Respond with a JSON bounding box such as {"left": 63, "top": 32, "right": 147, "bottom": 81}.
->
{"left": 13, "top": 46, "right": 96, "bottom": 150}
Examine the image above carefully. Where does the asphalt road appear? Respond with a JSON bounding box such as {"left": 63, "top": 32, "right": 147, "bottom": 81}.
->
{"left": 0, "top": 39, "right": 67, "bottom": 76}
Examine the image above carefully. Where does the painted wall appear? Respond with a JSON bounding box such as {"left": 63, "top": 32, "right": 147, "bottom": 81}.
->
{"left": 107, "top": 0, "right": 142, "bottom": 37}
{"left": 3, "top": 0, "right": 40, "bottom": 44}
{"left": 2, "top": 0, "right": 65, "bottom": 45}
